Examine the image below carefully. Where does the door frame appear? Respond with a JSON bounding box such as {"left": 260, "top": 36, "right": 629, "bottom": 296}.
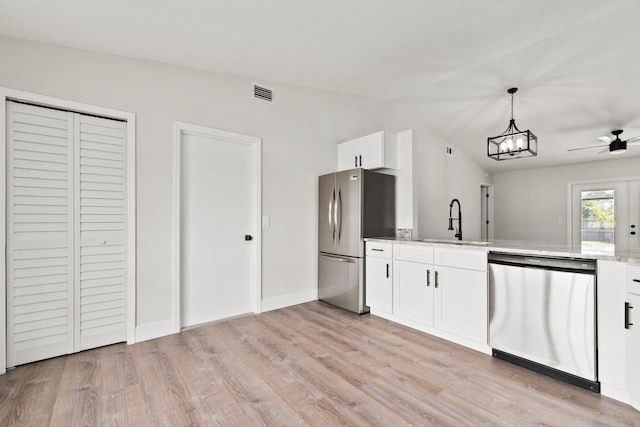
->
{"left": 0, "top": 87, "right": 137, "bottom": 374}
{"left": 480, "top": 183, "right": 494, "bottom": 240}
{"left": 172, "top": 121, "right": 262, "bottom": 333}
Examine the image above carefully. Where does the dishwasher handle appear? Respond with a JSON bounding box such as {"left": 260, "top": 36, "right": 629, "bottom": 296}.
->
{"left": 488, "top": 252, "right": 596, "bottom": 274}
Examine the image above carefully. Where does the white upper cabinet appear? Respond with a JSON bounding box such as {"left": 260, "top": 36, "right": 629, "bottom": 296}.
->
{"left": 337, "top": 131, "right": 397, "bottom": 171}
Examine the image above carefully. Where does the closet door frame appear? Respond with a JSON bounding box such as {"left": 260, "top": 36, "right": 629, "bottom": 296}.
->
{"left": 0, "top": 87, "right": 137, "bottom": 374}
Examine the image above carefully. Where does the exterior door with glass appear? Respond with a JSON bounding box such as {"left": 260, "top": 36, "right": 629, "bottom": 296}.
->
{"left": 571, "top": 181, "right": 629, "bottom": 252}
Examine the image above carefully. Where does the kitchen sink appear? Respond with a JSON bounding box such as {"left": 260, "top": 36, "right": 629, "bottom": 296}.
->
{"left": 420, "top": 238, "right": 490, "bottom": 246}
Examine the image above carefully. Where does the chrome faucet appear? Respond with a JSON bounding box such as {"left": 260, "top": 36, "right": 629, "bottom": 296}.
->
{"left": 448, "top": 198, "right": 462, "bottom": 240}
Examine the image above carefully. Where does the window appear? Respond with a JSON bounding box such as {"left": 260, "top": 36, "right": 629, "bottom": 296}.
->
{"left": 580, "top": 190, "right": 615, "bottom": 253}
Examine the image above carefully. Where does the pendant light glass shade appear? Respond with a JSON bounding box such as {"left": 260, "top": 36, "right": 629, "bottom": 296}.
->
{"left": 487, "top": 88, "right": 537, "bottom": 161}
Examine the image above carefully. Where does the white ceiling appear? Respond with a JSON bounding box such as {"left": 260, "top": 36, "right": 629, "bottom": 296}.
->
{"left": 2, "top": 0, "right": 640, "bottom": 172}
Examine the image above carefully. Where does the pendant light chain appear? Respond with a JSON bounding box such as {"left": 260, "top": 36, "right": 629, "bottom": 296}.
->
{"left": 510, "top": 91, "right": 514, "bottom": 121}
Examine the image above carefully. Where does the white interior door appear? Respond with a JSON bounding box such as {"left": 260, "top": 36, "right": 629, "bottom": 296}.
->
{"left": 180, "top": 131, "right": 255, "bottom": 327}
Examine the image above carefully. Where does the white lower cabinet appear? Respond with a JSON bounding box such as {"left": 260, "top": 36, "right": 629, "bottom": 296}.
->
{"left": 434, "top": 265, "right": 487, "bottom": 343}
{"left": 627, "top": 293, "right": 640, "bottom": 409}
{"left": 393, "top": 260, "right": 433, "bottom": 326}
{"left": 367, "top": 241, "right": 489, "bottom": 354}
{"left": 365, "top": 242, "right": 393, "bottom": 314}
{"left": 597, "top": 261, "right": 628, "bottom": 401}
{"left": 627, "top": 264, "right": 640, "bottom": 410}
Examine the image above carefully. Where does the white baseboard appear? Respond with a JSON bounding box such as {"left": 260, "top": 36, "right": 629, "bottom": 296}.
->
{"left": 261, "top": 289, "right": 318, "bottom": 313}
{"left": 600, "top": 383, "right": 630, "bottom": 404}
{"left": 135, "top": 318, "right": 177, "bottom": 343}
{"left": 133, "top": 290, "right": 317, "bottom": 343}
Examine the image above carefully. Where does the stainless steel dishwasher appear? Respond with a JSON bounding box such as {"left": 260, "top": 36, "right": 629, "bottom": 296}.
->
{"left": 488, "top": 253, "right": 599, "bottom": 392}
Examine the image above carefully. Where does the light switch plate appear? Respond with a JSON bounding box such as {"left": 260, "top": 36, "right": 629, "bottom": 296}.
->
{"left": 262, "top": 215, "right": 270, "bottom": 227}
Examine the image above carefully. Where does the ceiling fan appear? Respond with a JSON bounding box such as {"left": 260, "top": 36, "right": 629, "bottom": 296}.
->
{"left": 568, "top": 129, "right": 640, "bottom": 154}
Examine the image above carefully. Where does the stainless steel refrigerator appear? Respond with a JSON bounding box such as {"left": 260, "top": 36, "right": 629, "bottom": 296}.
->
{"left": 318, "top": 168, "right": 395, "bottom": 314}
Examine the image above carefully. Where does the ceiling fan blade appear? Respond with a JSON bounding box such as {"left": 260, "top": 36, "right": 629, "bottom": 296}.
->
{"left": 624, "top": 135, "right": 640, "bottom": 143}
{"left": 567, "top": 144, "right": 608, "bottom": 152}
{"left": 597, "top": 147, "right": 610, "bottom": 154}
{"left": 598, "top": 136, "right": 613, "bottom": 143}
{"left": 628, "top": 140, "right": 640, "bottom": 146}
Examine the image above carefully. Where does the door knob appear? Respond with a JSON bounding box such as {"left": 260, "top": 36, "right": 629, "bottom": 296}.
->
{"left": 245, "top": 235, "right": 253, "bottom": 241}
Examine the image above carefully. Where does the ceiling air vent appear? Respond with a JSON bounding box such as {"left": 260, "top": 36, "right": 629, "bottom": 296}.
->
{"left": 253, "top": 83, "right": 274, "bottom": 102}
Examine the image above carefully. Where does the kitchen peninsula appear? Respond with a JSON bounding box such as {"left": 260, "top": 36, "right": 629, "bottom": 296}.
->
{"left": 365, "top": 237, "right": 640, "bottom": 410}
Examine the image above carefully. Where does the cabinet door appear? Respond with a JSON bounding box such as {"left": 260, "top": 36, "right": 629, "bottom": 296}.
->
{"left": 597, "top": 261, "right": 627, "bottom": 395}
{"left": 359, "top": 132, "right": 384, "bottom": 170}
{"left": 628, "top": 293, "right": 640, "bottom": 409}
{"left": 393, "top": 260, "right": 433, "bottom": 326}
{"left": 337, "top": 139, "right": 361, "bottom": 171}
{"left": 366, "top": 256, "right": 392, "bottom": 313}
{"left": 435, "top": 266, "right": 487, "bottom": 343}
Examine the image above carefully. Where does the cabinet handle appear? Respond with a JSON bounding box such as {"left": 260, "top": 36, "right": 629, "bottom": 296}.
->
{"left": 359, "top": 155, "right": 362, "bottom": 167}
{"left": 633, "top": 279, "right": 640, "bottom": 283}
{"left": 386, "top": 263, "right": 389, "bottom": 278}
{"left": 354, "top": 156, "right": 358, "bottom": 167}
{"left": 435, "top": 271, "right": 439, "bottom": 288}
{"left": 427, "top": 270, "right": 430, "bottom": 286}
{"left": 371, "top": 248, "right": 383, "bottom": 252}
{"left": 626, "top": 302, "right": 634, "bottom": 329}
{"left": 632, "top": 231, "right": 637, "bottom": 236}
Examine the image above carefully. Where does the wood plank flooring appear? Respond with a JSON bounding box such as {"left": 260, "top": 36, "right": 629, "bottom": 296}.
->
{"left": 1, "top": 301, "right": 639, "bottom": 426}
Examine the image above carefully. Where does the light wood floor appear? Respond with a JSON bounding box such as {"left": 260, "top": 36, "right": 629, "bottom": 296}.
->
{"left": 1, "top": 301, "right": 639, "bottom": 426}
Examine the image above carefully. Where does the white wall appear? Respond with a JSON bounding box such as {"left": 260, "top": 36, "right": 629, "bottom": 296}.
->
{"left": 493, "top": 156, "right": 640, "bottom": 244}
{"left": 0, "top": 36, "right": 392, "bottom": 331}
{"left": 390, "top": 107, "right": 492, "bottom": 241}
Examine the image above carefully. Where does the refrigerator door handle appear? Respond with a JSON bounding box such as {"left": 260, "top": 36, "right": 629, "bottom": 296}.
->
{"left": 337, "top": 187, "right": 343, "bottom": 243}
{"left": 333, "top": 189, "right": 340, "bottom": 243}
{"left": 329, "top": 188, "right": 335, "bottom": 242}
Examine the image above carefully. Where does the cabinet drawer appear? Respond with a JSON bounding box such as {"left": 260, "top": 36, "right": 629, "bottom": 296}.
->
{"left": 434, "top": 248, "right": 488, "bottom": 272}
{"left": 629, "top": 264, "right": 640, "bottom": 295}
{"left": 394, "top": 244, "right": 434, "bottom": 263}
{"left": 366, "top": 241, "right": 393, "bottom": 258}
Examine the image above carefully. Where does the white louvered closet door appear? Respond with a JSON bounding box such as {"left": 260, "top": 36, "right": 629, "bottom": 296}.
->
{"left": 75, "top": 114, "right": 126, "bottom": 352}
{"left": 6, "top": 101, "right": 127, "bottom": 367}
{"left": 6, "top": 102, "right": 75, "bottom": 366}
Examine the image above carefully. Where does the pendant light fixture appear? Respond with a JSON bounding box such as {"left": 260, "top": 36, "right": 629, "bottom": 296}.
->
{"left": 487, "top": 87, "right": 538, "bottom": 160}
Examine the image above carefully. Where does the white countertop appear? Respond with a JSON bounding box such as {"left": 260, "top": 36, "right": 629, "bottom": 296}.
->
{"left": 365, "top": 237, "right": 640, "bottom": 264}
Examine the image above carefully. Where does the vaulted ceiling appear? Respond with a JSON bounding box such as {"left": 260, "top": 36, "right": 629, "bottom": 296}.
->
{"left": 2, "top": 0, "right": 639, "bottom": 171}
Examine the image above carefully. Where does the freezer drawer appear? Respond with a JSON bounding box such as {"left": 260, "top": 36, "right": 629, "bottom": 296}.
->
{"left": 318, "top": 253, "right": 366, "bottom": 314}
